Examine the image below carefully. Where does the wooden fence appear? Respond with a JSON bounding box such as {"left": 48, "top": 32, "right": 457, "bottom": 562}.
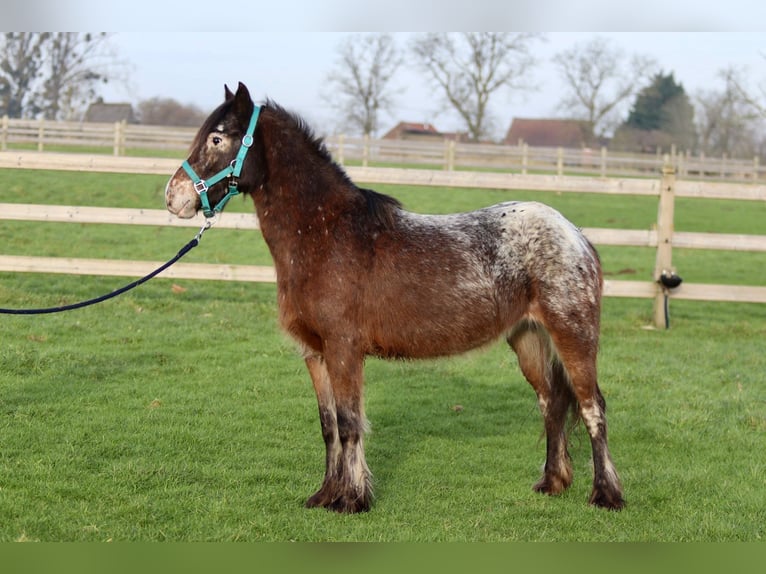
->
{"left": 2, "top": 116, "right": 765, "bottom": 181}
{"left": 0, "top": 151, "right": 765, "bottom": 328}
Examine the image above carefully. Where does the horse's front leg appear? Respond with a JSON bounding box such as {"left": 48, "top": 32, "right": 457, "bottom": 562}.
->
{"left": 304, "top": 351, "right": 371, "bottom": 513}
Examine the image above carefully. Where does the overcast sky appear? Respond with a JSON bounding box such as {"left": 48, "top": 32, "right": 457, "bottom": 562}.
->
{"left": 6, "top": 1, "right": 766, "bottom": 137}
{"left": 98, "top": 32, "right": 766, "bottom": 137}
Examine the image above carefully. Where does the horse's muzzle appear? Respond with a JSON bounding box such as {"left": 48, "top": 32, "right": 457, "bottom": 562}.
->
{"left": 165, "top": 171, "right": 199, "bottom": 219}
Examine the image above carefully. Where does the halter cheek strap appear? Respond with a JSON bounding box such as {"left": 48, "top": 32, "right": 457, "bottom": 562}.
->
{"left": 181, "top": 106, "right": 261, "bottom": 219}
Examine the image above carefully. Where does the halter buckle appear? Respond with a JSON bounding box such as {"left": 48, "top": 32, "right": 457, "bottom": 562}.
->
{"left": 193, "top": 180, "right": 208, "bottom": 195}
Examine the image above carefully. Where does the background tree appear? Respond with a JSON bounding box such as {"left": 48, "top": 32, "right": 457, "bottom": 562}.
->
{"left": 410, "top": 32, "right": 540, "bottom": 142}
{"left": 323, "top": 34, "right": 402, "bottom": 137}
{"left": 0, "top": 33, "right": 49, "bottom": 118}
{"left": 612, "top": 72, "right": 696, "bottom": 152}
{"left": 552, "top": 36, "right": 656, "bottom": 140}
{"left": 40, "top": 33, "right": 124, "bottom": 120}
{"left": 696, "top": 67, "right": 765, "bottom": 159}
{"left": 722, "top": 55, "right": 766, "bottom": 118}
{"left": 0, "top": 32, "right": 123, "bottom": 120}
{"left": 137, "top": 97, "right": 208, "bottom": 126}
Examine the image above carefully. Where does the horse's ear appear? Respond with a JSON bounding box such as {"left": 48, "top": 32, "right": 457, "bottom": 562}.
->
{"left": 224, "top": 84, "right": 235, "bottom": 101}
{"left": 231, "top": 82, "right": 253, "bottom": 118}
{"left": 235, "top": 82, "right": 251, "bottom": 103}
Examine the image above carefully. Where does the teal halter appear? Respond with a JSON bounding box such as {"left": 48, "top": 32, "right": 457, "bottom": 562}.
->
{"left": 181, "top": 106, "right": 261, "bottom": 219}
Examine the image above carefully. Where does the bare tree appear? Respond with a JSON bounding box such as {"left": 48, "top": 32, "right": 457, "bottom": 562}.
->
{"left": 696, "top": 67, "right": 764, "bottom": 159}
{"left": 410, "top": 33, "right": 540, "bottom": 142}
{"left": 1, "top": 32, "right": 125, "bottom": 120}
{"left": 552, "top": 36, "right": 656, "bottom": 139}
{"left": 40, "top": 33, "right": 126, "bottom": 120}
{"left": 722, "top": 56, "right": 766, "bottom": 117}
{"left": 323, "top": 34, "right": 402, "bottom": 136}
{"left": 0, "top": 33, "right": 49, "bottom": 118}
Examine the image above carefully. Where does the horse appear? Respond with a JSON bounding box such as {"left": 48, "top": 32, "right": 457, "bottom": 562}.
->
{"left": 165, "top": 82, "right": 625, "bottom": 513}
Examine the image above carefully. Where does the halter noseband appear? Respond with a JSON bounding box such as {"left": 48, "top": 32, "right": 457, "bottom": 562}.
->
{"left": 181, "top": 106, "right": 261, "bottom": 219}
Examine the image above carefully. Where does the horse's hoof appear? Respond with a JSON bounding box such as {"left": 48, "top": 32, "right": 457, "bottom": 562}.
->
{"left": 305, "top": 490, "right": 371, "bottom": 514}
{"left": 589, "top": 489, "right": 625, "bottom": 511}
{"left": 533, "top": 474, "right": 571, "bottom": 496}
{"left": 329, "top": 496, "right": 370, "bottom": 514}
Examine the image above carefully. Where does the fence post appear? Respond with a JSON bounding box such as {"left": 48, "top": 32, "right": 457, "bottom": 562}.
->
{"left": 652, "top": 157, "right": 677, "bottom": 328}
{"left": 37, "top": 118, "right": 45, "bottom": 152}
{"left": 556, "top": 147, "right": 563, "bottom": 176}
{"left": 0, "top": 115, "right": 8, "bottom": 151}
{"left": 362, "top": 134, "right": 369, "bottom": 168}
{"left": 445, "top": 139, "right": 456, "bottom": 171}
{"left": 113, "top": 121, "right": 127, "bottom": 156}
{"left": 600, "top": 146, "right": 607, "bottom": 178}
{"left": 521, "top": 143, "right": 528, "bottom": 175}
{"left": 337, "top": 134, "right": 345, "bottom": 165}
{"left": 753, "top": 156, "right": 759, "bottom": 181}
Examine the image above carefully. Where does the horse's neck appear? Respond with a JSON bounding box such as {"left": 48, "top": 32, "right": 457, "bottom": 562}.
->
{"left": 253, "top": 159, "right": 350, "bottom": 261}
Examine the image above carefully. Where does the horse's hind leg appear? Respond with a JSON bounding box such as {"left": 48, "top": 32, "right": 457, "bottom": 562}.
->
{"left": 547, "top": 326, "right": 625, "bottom": 511}
{"left": 304, "top": 351, "right": 371, "bottom": 513}
{"left": 509, "top": 321, "right": 576, "bottom": 496}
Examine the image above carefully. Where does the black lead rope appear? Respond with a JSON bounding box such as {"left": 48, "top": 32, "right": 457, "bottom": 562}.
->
{"left": 0, "top": 229, "right": 205, "bottom": 316}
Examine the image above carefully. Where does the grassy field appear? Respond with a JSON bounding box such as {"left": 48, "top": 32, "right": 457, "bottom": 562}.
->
{"left": 0, "top": 168, "right": 764, "bottom": 541}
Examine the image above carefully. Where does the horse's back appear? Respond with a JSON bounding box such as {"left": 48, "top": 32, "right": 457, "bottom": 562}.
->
{"left": 354, "top": 200, "right": 599, "bottom": 358}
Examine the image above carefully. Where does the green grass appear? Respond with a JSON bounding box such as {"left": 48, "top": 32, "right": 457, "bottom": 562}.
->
{"left": 3, "top": 142, "right": 187, "bottom": 159}
{"left": 0, "top": 168, "right": 764, "bottom": 541}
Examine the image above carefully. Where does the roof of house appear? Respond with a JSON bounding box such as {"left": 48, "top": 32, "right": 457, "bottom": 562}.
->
{"left": 83, "top": 102, "right": 137, "bottom": 123}
{"left": 382, "top": 121, "right": 441, "bottom": 139}
{"left": 504, "top": 118, "right": 593, "bottom": 148}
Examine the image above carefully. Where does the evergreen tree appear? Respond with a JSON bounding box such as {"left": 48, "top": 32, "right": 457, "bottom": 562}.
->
{"left": 616, "top": 72, "right": 696, "bottom": 152}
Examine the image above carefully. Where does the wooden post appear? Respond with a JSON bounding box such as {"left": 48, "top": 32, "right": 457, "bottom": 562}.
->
{"left": 681, "top": 150, "right": 690, "bottom": 178}
{"left": 521, "top": 143, "right": 528, "bottom": 175}
{"left": 556, "top": 147, "right": 563, "bottom": 176}
{"left": 113, "top": 122, "right": 120, "bottom": 156}
{"left": 362, "top": 134, "right": 370, "bottom": 167}
{"left": 0, "top": 115, "right": 8, "bottom": 151}
{"left": 114, "top": 121, "right": 127, "bottom": 156}
{"left": 337, "top": 134, "right": 345, "bottom": 165}
{"left": 445, "top": 139, "right": 456, "bottom": 171}
{"left": 37, "top": 118, "right": 45, "bottom": 152}
{"left": 120, "top": 120, "right": 127, "bottom": 155}
{"left": 600, "top": 146, "right": 607, "bottom": 178}
{"left": 652, "top": 157, "right": 677, "bottom": 328}
{"left": 753, "top": 156, "right": 759, "bottom": 181}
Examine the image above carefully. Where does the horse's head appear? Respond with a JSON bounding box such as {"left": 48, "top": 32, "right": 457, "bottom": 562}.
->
{"left": 166, "top": 82, "right": 260, "bottom": 219}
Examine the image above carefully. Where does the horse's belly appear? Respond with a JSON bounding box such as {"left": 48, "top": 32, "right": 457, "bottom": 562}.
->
{"left": 365, "top": 289, "right": 506, "bottom": 359}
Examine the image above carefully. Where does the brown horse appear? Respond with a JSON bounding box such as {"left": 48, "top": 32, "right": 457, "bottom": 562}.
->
{"left": 165, "top": 82, "right": 625, "bottom": 513}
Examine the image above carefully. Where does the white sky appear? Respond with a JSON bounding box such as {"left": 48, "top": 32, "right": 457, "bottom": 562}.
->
{"left": 99, "top": 32, "right": 766, "bottom": 138}
{"left": 6, "top": 1, "right": 766, "bottom": 137}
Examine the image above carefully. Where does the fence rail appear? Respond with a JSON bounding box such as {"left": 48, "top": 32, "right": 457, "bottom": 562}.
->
{"left": 1, "top": 151, "right": 765, "bottom": 327}
{"left": 2, "top": 116, "right": 765, "bottom": 181}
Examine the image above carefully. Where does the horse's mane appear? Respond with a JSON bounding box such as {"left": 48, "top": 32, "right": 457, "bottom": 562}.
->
{"left": 265, "top": 98, "right": 336, "bottom": 166}
{"left": 265, "top": 99, "right": 403, "bottom": 230}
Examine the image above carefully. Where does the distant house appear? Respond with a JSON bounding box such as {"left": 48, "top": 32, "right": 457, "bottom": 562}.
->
{"left": 504, "top": 118, "right": 594, "bottom": 148}
{"left": 83, "top": 100, "right": 137, "bottom": 124}
{"left": 382, "top": 121, "right": 472, "bottom": 144}
{"left": 382, "top": 121, "right": 442, "bottom": 141}
{"left": 440, "top": 131, "right": 471, "bottom": 143}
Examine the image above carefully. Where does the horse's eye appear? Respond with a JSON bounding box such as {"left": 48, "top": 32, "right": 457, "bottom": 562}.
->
{"left": 212, "top": 136, "right": 222, "bottom": 146}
